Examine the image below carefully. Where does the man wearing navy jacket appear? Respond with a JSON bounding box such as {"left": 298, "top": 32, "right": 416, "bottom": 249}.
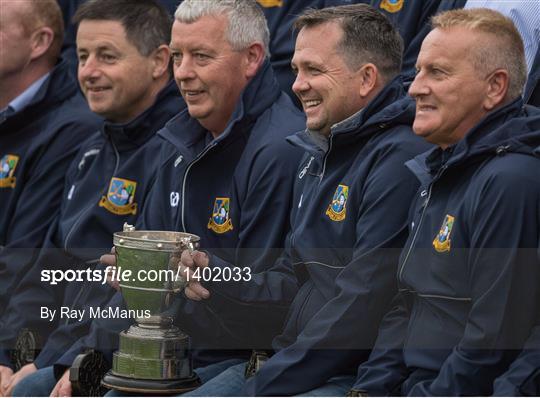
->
{"left": 178, "top": 4, "right": 431, "bottom": 396}
{"left": 43, "top": 0, "right": 305, "bottom": 396}
{"left": 0, "top": 0, "right": 100, "bottom": 314}
{"left": 0, "top": 0, "right": 183, "bottom": 395}
{"left": 351, "top": 8, "right": 540, "bottom": 396}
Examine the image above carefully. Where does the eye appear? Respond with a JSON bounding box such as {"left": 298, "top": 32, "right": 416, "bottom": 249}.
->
{"left": 171, "top": 51, "right": 183, "bottom": 64}
{"left": 101, "top": 53, "right": 117, "bottom": 63}
{"left": 78, "top": 53, "right": 88, "bottom": 64}
{"left": 194, "top": 53, "right": 210, "bottom": 62}
{"left": 308, "top": 66, "right": 321, "bottom": 75}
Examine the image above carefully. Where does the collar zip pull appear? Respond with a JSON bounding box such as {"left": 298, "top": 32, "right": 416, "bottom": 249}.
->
{"left": 495, "top": 145, "right": 510, "bottom": 156}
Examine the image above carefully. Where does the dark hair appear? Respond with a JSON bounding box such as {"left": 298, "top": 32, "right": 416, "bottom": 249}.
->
{"left": 294, "top": 4, "right": 403, "bottom": 82}
{"left": 73, "top": 0, "right": 172, "bottom": 56}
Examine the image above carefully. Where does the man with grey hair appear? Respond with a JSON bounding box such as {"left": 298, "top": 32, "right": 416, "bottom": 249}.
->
{"left": 179, "top": 4, "right": 430, "bottom": 396}
{"left": 43, "top": 0, "right": 304, "bottom": 396}
{"left": 350, "top": 7, "right": 540, "bottom": 396}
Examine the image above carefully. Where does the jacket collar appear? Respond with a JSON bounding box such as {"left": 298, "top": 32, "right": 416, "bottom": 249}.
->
{"left": 0, "top": 59, "right": 77, "bottom": 131}
{"left": 102, "top": 80, "right": 183, "bottom": 151}
{"left": 406, "top": 98, "right": 540, "bottom": 181}
{"left": 287, "top": 76, "right": 413, "bottom": 156}
{"left": 158, "top": 59, "right": 281, "bottom": 152}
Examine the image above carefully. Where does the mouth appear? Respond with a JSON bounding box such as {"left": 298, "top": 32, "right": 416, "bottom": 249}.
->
{"left": 86, "top": 87, "right": 111, "bottom": 93}
{"left": 302, "top": 99, "right": 322, "bottom": 111}
{"left": 417, "top": 103, "right": 437, "bottom": 113}
{"left": 182, "top": 89, "right": 205, "bottom": 99}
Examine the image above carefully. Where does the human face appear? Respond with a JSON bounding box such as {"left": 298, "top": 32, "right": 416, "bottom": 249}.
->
{"left": 170, "top": 15, "right": 251, "bottom": 135}
{"left": 291, "top": 22, "right": 365, "bottom": 136}
{"left": 409, "top": 27, "right": 494, "bottom": 148}
{"left": 0, "top": 1, "right": 33, "bottom": 80}
{"left": 77, "top": 20, "right": 159, "bottom": 123}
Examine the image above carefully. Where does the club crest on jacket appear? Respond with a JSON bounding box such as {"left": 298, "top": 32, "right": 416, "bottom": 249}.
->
{"left": 0, "top": 154, "right": 19, "bottom": 188}
{"left": 326, "top": 184, "right": 349, "bottom": 222}
{"left": 380, "top": 0, "right": 404, "bottom": 13}
{"left": 99, "top": 177, "right": 138, "bottom": 215}
{"left": 208, "top": 197, "right": 233, "bottom": 233}
{"left": 433, "top": 214, "right": 455, "bottom": 253}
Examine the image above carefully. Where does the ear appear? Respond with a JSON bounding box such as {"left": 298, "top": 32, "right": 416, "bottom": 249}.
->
{"left": 357, "top": 63, "right": 379, "bottom": 98}
{"left": 151, "top": 44, "right": 171, "bottom": 79}
{"left": 244, "top": 42, "right": 265, "bottom": 79}
{"left": 29, "top": 27, "right": 54, "bottom": 60}
{"left": 483, "top": 69, "right": 509, "bottom": 110}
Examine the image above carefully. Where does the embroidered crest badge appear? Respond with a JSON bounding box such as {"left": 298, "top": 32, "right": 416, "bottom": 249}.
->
{"left": 208, "top": 197, "right": 233, "bottom": 233}
{"left": 257, "top": 0, "right": 283, "bottom": 7}
{"left": 433, "top": 214, "right": 455, "bottom": 253}
{"left": 326, "top": 184, "right": 349, "bottom": 222}
{"left": 380, "top": 0, "right": 404, "bottom": 13}
{"left": 0, "top": 154, "right": 19, "bottom": 188}
{"left": 99, "top": 177, "right": 138, "bottom": 215}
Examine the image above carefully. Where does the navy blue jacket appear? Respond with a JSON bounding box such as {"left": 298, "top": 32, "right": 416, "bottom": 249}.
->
{"left": 0, "top": 60, "right": 100, "bottom": 312}
{"left": 352, "top": 100, "right": 540, "bottom": 396}
{"left": 0, "top": 81, "right": 183, "bottom": 370}
{"left": 53, "top": 60, "right": 305, "bottom": 370}
{"left": 198, "top": 78, "right": 431, "bottom": 395}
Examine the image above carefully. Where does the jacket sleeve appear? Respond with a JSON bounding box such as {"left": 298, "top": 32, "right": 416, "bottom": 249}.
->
{"left": 243, "top": 142, "right": 421, "bottom": 396}
{"left": 408, "top": 168, "right": 540, "bottom": 396}
{"left": 350, "top": 293, "right": 411, "bottom": 396}
{"left": 0, "top": 119, "right": 98, "bottom": 306}
{"left": 492, "top": 324, "right": 540, "bottom": 396}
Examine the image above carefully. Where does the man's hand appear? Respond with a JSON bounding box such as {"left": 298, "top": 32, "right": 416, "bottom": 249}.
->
{"left": 50, "top": 368, "right": 71, "bottom": 397}
{"left": 4, "top": 362, "right": 36, "bottom": 396}
{"left": 0, "top": 365, "right": 14, "bottom": 396}
{"left": 180, "top": 250, "right": 211, "bottom": 301}
{"left": 100, "top": 247, "right": 119, "bottom": 291}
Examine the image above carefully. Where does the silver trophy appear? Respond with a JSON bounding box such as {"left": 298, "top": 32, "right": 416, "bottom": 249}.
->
{"left": 102, "top": 224, "right": 201, "bottom": 394}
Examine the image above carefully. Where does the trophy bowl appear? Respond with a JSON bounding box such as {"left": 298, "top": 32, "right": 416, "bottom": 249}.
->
{"left": 102, "top": 225, "right": 202, "bottom": 394}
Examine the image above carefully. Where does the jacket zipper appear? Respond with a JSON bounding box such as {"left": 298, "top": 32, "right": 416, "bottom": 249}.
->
{"left": 64, "top": 140, "right": 120, "bottom": 248}
{"left": 397, "top": 165, "right": 446, "bottom": 283}
{"left": 181, "top": 143, "right": 216, "bottom": 232}
{"left": 318, "top": 135, "right": 334, "bottom": 185}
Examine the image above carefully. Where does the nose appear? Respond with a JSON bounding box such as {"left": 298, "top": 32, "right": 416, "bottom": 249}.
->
{"left": 292, "top": 71, "right": 310, "bottom": 97}
{"left": 173, "top": 55, "right": 196, "bottom": 82}
{"left": 408, "top": 70, "right": 429, "bottom": 99}
{"left": 78, "top": 55, "right": 101, "bottom": 83}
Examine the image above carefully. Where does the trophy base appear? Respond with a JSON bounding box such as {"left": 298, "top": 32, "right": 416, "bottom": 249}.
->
{"left": 102, "top": 371, "right": 201, "bottom": 394}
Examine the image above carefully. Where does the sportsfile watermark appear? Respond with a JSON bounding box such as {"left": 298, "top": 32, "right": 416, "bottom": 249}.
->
{"left": 40, "top": 265, "right": 252, "bottom": 285}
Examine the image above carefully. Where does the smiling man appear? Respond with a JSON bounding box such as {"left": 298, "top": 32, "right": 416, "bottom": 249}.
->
{"left": 178, "top": 4, "right": 431, "bottom": 396}
{"left": 0, "top": 0, "right": 184, "bottom": 395}
{"left": 350, "top": 8, "right": 540, "bottom": 397}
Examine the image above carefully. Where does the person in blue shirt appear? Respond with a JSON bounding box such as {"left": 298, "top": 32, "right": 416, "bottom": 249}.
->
{"left": 0, "top": 0, "right": 182, "bottom": 395}
{"left": 350, "top": 8, "right": 540, "bottom": 396}
{"left": 0, "top": 0, "right": 101, "bottom": 316}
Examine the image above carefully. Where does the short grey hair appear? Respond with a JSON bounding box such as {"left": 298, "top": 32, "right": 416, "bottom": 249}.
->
{"left": 432, "top": 8, "right": 527, "bottom": 100}
{"left": 175, "top": 0, "right": 270, "bottom": 56}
